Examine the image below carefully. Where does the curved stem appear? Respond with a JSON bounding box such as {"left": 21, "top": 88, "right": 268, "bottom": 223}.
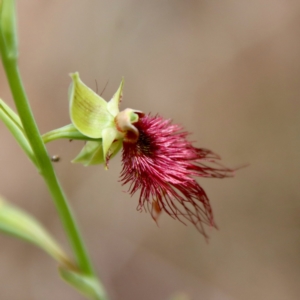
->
{"left": 0, "top": 2, "right": 98, "bottom": 282}
{"left": 0, "top": 39, "right": 96, "bottom": 278}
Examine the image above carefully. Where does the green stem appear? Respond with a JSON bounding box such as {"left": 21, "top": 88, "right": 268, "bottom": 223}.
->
{"left": 42, "top": 123, "right": 101, "bottom": 144}
{"left": 0, "top": 2, "right": 97, "bottom": 281}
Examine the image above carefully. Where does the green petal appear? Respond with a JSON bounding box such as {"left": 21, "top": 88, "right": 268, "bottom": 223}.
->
{"left": 101, "top": 127, "right": 118, "bottom": 164}
{"left": 108, "top": 139, "right": 123, "bottom": 160}
{"left": 72, "top": 141, "right": 104, "bottom": 166}
{"left": 107, "top": 78, "right": 124, "bottom": 117}
{"left": 0, "top": 99, "right": 37, "bottom": 167}
{"left": 69, "top": 73, "right": 114, "bottom": 138}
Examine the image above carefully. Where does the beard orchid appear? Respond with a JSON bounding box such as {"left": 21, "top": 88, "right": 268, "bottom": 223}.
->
{"left": 50, "top": 73, "right": 235, "bottom": 238}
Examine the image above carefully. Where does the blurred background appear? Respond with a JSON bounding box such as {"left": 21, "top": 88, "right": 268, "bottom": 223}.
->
{"left": 0, "top": 1, "right": 300, "bottom": 299}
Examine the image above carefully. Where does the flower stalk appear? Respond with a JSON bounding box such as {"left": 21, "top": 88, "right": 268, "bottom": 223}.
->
{"left": 0, "top": 1, "right": 107, "bottom": 299}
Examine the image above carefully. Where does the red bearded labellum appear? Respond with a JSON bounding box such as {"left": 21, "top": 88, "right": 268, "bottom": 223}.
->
{"left": 120, "top": 115, "right": 234, "bottom": 238}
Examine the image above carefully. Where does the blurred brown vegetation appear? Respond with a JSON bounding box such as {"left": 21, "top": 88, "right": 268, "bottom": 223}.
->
{"left": 0, "top": 1, "right": 300, "bottom": 300}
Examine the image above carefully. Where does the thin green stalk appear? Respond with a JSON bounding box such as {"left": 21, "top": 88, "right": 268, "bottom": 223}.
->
{"left": 0, "top": 1, "right": 97, "bottom": 281}
{"left": 42, "top": 124, "right": 101, "bottom": 144}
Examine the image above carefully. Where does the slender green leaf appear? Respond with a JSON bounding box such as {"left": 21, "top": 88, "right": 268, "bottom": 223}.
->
{"left": 59, "top": 267, "right": 107, "bottom": 300}
{"left": 0, "top": 99, "right": 37, "bottom": 166}
{"left": 0, "top": 196, "right": 75, "bottom": 270}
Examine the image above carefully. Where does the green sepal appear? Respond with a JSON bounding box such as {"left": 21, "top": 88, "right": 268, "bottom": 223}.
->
{"left": 72, "top": 138, "right": 122, "bottom": 167}
{"left": 0, "top": 196, "right": 75, "bottom": 269}
{"left": 72, "top": 141, "right": 104, "bottom": 166}
{"left": 59, "top": 267, "right": 107, "bottom": 300}
{"left": 69, "top": 72, "right": 114, "bottom": 139}
{"left": 0, "top": 99, "right": 37, "bottom": 166}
